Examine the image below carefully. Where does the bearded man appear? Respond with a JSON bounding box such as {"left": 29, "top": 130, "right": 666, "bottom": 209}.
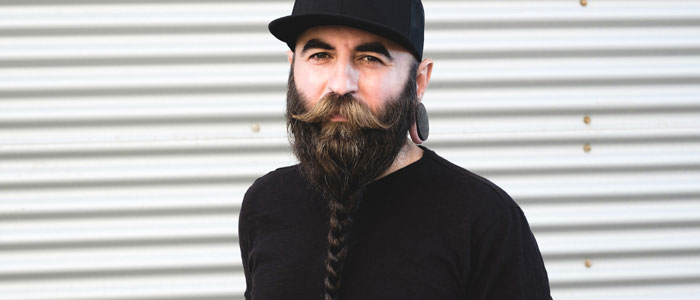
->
{"left": 238, "top": 0, "right": 552, "bottom": 299}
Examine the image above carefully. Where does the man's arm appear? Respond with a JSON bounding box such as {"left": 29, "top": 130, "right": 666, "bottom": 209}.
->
{"left": 239, "top": 189, "right": 255, "bottom": 300}
{"left": 467, "top": 200, "right": 552, "bottom": 300}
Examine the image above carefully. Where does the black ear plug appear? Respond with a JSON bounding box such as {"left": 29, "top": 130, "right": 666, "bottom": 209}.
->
{"left": 416, "top": 103, "right": 429, "bottom": 141}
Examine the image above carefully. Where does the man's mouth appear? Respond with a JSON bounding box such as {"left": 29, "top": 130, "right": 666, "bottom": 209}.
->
{"left": 330, "top": 114, "right": 348, "bottom": 122}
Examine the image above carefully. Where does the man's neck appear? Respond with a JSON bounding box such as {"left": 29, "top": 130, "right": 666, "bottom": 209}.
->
{"left": 378, "top": 139, "right": 424, "bottom": 179}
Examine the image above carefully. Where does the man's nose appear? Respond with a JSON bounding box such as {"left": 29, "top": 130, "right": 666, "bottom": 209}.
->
{"left": 326, "top": 60, "right": 359, "bottom": 95}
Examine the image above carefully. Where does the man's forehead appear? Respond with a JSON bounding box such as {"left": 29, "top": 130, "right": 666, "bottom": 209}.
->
{"left": 295, "top": 25, "right": 406, "bottom": 52}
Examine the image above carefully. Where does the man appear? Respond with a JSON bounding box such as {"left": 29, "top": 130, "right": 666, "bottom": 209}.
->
{"left": 238, "top": 0, "right": 552, "bottom": 299}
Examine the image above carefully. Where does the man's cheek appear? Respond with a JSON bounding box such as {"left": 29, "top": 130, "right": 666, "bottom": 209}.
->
{"left": 295, "top": 86, "right": 318, "bottom": 110}
{"left": 294, "top": 68, "right": 327, "bottom": 105}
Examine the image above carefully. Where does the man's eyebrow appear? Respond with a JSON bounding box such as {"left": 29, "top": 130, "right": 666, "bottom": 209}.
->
{"left": 301, "top": 39, "right": 334, "bottom": 53}
{"left": 355, "top": 42, "right": 393, "bottom": 60}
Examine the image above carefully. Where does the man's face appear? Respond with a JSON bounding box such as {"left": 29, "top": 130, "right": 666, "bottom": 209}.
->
{"left": 290, "top": 25, "right": 417, "bottom": 117}
{"left": 286, "top": 25, "right": 418, "bottom": 203}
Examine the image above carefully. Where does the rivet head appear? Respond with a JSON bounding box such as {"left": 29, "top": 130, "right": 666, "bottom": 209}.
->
{"left": 580, "top": 0, "right": 588, "bottom": 7}
{"left": 583, "top": 143, "right": 592, "bottom": 153}
{"left": 584, "top": 259, "right": 593, "bottom": 268}
{"left": 251, "top": 123, "right": 261, "bottom": 133}
{"left": 583, "top": 115, "right": 591, "bottom": 125}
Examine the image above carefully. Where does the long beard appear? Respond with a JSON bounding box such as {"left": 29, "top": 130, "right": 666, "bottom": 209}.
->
{"left": 286, "top": 68, "right": 417, "bottom": 206}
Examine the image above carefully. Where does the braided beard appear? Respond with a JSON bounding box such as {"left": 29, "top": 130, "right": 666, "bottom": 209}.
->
{"left": 286, "top": 68, "right": 417, "bottom": 205}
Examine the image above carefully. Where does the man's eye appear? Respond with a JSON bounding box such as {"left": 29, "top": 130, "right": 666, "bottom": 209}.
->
{"left": 310, "top": 52, "right": 330, "bottom": 60}
{"left": 360, "top": 56, "right": 382, "bottom": 64}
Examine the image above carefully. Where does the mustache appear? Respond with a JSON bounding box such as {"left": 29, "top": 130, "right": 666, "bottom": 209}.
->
{"left": 291, "top": 93, "right": 391, "bottom": 130}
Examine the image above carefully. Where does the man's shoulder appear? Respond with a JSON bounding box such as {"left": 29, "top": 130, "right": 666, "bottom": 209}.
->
{"left": 241, "top": 164, "right": 305, "bottom": 211}
{"left": 419, "top": 147, "right": 524, "bottom": 226}
{"left": 247, "top": 165, "right": 301, "bottom": 193}
{"left": 421, "top": 147, "right": 512, "bottom": 205}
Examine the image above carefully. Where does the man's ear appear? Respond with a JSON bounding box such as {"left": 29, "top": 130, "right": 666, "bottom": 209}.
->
{"left": 416, "top": 58, "right": 433, "bottom": 101}
{"left": 287, "top": 50, "right": 294, "bottom": 65}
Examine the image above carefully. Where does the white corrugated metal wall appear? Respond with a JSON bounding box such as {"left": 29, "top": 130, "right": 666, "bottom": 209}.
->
{"left": 2, "top": 1, "right": 700, "bottom": 299}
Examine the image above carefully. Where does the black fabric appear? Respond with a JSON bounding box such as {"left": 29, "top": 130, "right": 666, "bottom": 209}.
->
{"left": 239, "top": 147, "right": 552, "bottom": 300}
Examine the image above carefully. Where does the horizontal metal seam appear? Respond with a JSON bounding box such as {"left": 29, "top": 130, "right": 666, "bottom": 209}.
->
{"left": 0, "top": 205, "right": 241, "bottom": 222}
{"left": 0, "top": 235, "right": 237, "bottom": 252}
{"left": 0, "top": 264, "right": 243, "bottom": 282}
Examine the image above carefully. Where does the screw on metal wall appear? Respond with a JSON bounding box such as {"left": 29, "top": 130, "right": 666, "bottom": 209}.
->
{"left": 583, "top": 115, "right": 591, "bottom": 153}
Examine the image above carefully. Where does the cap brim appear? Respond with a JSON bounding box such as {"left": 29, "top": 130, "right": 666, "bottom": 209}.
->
{"left": 269, "top": 14, "right": 421, "bottom": 60}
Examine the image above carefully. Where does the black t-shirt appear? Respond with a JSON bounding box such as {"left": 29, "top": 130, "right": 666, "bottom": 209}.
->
{"left": 239, "top": 147, "right": 552, "bottom": 300}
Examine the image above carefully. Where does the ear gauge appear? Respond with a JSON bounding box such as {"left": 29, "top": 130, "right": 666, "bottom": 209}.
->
{"left": 415, "top": 103, "right": 429, "bottom": 141}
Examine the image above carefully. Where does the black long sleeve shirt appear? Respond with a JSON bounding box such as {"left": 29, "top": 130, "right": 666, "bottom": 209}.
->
{"left": 239, "top": 147, "right": 552, "bottom": 300}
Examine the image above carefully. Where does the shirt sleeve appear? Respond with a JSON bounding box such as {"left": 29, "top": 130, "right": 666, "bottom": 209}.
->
{"left": 466, "top": 198, "right": 552, "bottom": 300}
{"left": 239, "top": 190, "right": 255, "bottom": 300}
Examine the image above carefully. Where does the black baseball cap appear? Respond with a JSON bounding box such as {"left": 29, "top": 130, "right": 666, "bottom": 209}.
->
{"left": 269, "top": 0, "right": 425, "bottom": 61}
